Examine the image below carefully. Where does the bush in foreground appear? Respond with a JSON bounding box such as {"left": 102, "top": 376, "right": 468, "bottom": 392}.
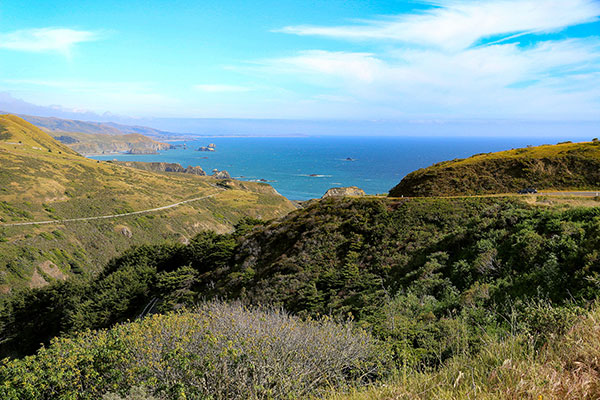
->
{"left": 0, "top": 301, "right": 388, "bottom": 400}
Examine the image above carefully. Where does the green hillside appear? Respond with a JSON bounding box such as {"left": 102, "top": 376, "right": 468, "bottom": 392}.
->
{"left": 0, "top": 114, "right": 295, "bottom": 291}
{"left": 389, "top": 140, "right": 600, "bottom": 197}
{"left": 1, "top": 195, "right": 600, "bottom": 398}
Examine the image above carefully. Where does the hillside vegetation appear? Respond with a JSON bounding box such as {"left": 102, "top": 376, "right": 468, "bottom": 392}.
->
{"left": 2, "top": 196, "right": 599, "bottom": 369}
{"left": 330, "top": 302, "right": 600, "bottom": 400}
{"left": 390, "top": 140, "right": 600, "bottom": 197}
{"left": 0, "top": 114, "right": 295, "bottom": 290}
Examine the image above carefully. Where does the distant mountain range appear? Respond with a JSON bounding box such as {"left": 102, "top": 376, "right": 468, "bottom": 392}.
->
{"left": 15, "top": 113, "right": 182, "bottom": 139}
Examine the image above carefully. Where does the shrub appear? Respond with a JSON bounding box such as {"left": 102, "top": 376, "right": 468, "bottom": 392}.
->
{"left": 0, "top": 301, "right": 389, "bottom": 400}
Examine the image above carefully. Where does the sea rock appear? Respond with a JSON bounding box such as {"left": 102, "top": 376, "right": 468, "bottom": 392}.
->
{"left": 197, "top": 145, "right": 216, "bottom": 152}
{"left": 321, "top": 186, "right": 366, "bottom": 199}
{"left": 212, "top": 170, "right": 231, "bottom": 179}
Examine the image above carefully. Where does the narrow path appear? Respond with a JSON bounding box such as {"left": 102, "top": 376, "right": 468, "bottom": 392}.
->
{"left": 0, "top": 191, "right": 223, "bottom": 227}
{"left": 537, "top": 191, "right": 600, "bottom": 197}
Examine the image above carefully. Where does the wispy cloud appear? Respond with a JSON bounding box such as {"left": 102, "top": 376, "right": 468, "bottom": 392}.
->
{"left": 0, "top": 28, "right": 100, "bottom": 56}
{"left": 259, "top": 38, "right": 600, "bottom": 118}
{"left": 278, "top": 0, "right": 600, "bottom": 51}
{"left": 194, "top": 84, "right": 252, "bottom": 93}
{"left": 261, "top": 0, "right": 600, "bottom": 119}
{"left": 268, "top": 51, "right": 383, "bottom": 84}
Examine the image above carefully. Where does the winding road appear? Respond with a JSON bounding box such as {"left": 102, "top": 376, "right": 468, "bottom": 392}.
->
{"left": 1, "top": 190, "right": 597, "bottom": 228}
{"left": 0, "top": 191, "right": 223, "bottom": 227}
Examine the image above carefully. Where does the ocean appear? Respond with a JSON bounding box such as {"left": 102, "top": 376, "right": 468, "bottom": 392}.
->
{"left": 90, "top": 136, "right": 586, "bottom": 200}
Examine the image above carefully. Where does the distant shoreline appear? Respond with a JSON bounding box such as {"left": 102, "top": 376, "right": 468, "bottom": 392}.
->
{"left": 163, "top": 135, "right": 310, "bottom": 142}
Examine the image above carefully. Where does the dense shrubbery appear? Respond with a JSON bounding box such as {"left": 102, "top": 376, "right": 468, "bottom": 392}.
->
{"left": 0, "top": 301, "right": 387, "bottom": 400}
{"left": 1, "top": 197, "right": 600, "bottom": 370}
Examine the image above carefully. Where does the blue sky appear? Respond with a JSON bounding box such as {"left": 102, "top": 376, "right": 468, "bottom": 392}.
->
{"left": 1, "top": 0, "right": 599, "bottom": 121}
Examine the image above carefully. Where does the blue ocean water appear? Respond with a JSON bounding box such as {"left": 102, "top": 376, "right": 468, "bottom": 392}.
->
{"left": 90, "top": 136, "right": 585, "bottom": 200}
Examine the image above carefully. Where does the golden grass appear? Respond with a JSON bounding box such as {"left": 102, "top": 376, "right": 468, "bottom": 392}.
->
{"left": 326, "top": 305, "right": 600, "bottom": 400}
{"left": 0, "top": 115, "right": 296, "bottom": 289}
{"left": 442, "top": 141, "right": 600, "bottom": 169}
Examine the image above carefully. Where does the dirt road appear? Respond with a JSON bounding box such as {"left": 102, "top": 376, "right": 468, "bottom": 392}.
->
{"left": 0, "top": 191, "right": 222, "bottom": 227}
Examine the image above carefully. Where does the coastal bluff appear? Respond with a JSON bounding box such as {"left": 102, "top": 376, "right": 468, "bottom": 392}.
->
{"left": 112, "top": 161, "right": 207, "bottom": 175}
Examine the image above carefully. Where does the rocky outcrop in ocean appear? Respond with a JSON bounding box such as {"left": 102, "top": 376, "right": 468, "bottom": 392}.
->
{"left": 197, "top": 143, "right": 216, "bottom": 152}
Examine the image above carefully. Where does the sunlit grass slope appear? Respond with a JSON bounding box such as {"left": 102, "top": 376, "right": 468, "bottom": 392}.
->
{"left": 0, "top": 114, "right": 295, "bottom": 291}
{"left": 390, "top": 140, "right": 600, "bottom": 197}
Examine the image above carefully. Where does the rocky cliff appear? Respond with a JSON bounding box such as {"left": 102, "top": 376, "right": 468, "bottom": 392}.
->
{"left": 113, "top": 161, "right": 206, "bottom": 176}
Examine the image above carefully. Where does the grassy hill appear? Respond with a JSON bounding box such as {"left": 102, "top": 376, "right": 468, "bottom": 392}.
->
{"left": 389, "top": 140, "right": 600, "bottom": 197}
{"left": 0, "top": 114, "right": 295, "bottom": 291}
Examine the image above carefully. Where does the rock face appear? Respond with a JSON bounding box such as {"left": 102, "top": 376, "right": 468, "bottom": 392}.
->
{"left": 212, "top": 170, "right": 231, "bottom": 179}
{"left": 114, "top": 161, "right": 206, "bottom": 176}
{"left": 321, "top": 186, "right": 366, "bottom": 198}
{"left": 185, "top": 166, "right": 206, "bottom": 175}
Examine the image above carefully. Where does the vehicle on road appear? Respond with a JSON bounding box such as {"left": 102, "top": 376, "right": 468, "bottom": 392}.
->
{"left": 517, "top": 188, "right": 538, "bottom": 194}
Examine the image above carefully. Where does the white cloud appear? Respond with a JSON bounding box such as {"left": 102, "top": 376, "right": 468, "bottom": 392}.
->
{"left": 194, "top": 84, "right": 252, "bottom": 93}
{"left": 257, "top": 0, "right": 600, "bottom": 119}
{"left": 278, "top": 0, "right": 600, "bottom": 51}
{"left": 269, "top": 51, "right": 383, "bottom": 84}
{"left": 259, "top": 37, "right": 600, "bottom": 118}
{"left": 0, "top": 28, "right": 100, "bottom": 56}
